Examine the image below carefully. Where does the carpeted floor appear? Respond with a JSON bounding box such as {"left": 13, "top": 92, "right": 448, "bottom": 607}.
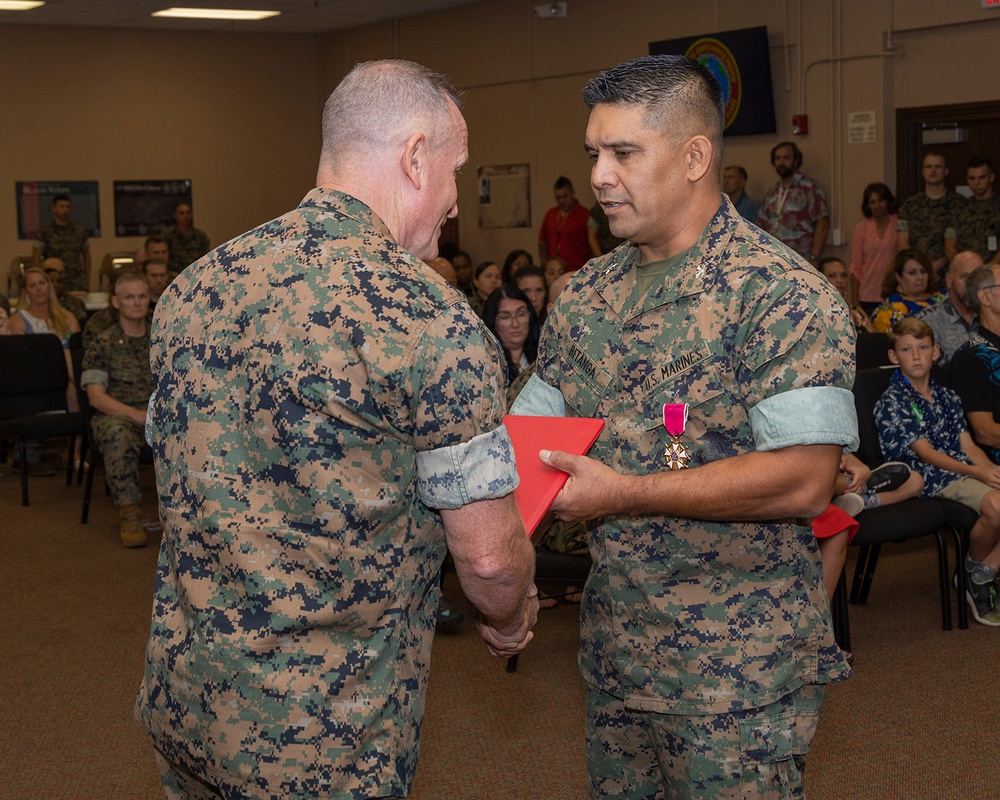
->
{"left": 1, "top": 459, "right": 996, "bottom": 799}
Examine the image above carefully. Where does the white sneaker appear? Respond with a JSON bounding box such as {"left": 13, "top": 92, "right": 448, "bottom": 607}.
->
{"left": 832, "top": 492, "right": 865, "bottom": 518}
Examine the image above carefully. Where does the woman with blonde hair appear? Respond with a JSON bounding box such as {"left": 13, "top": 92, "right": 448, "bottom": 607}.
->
{"left": 9, "top": 266, "right": 81, "bottom": 345}
{"left": 8, "top": 266, "right": 81, "bottom": 414}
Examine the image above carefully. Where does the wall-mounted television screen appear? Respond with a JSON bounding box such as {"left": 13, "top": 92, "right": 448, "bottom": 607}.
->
{"left": 650, "top": 26, "right": 777, "bottom": 137}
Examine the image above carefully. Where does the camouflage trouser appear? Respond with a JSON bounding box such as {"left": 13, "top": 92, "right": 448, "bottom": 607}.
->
{"left": 585, "top": 683, "right": 825, "bottom": 800}
{"left": 155, "top": 750, "right": 225, "bottom": 800}
{"left": 91, "top": 413, "right": 144, "bottom": 507}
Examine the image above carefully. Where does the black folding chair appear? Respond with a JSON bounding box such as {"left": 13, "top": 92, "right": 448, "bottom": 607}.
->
{"left": 0, "top": 335, "right": 87, "bottom": 505}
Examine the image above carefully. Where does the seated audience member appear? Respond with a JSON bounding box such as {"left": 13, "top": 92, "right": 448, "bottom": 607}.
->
{"left": 501, "top": 248, "right": 533, "bottom": 284}
{"left": 482, "top": 286, "right": 539, "bottom": 405}
{"left": 875, "top": 317, "right": 1000, "bottom": 625}
{"left": 426, "top": 256, "right": 458, "bottom": 287}
{"left": 542, "top": 256, "right": 567, "bottom": 289}
{"left": 872, "top": 248, "right": 943, "bottom": 333}
{"left": 916, "top": 250, "right": 983, "bottom": 368}
{"left": 42, "top": 257, "right": 87, "bottom": 325}
{"left": 817, "top": 454, "right": 922, "bottom": 605}
{"left": 135, "top": 235, "right": 170, "bottom": 272}
{"left": 83, "top": 267, "right": 135, "bottom": 346}
{"left": 0, "top": 306, "right": 10, "bottom": 335}
{"left": 9, "top": 266, "right": 82, "bottom": 347}
{"left": 469, "top": 261, "right": 502, "bottom": 318}
{"left": 818, "top": 256, "right": 873, "bottom": 332}
{"left": 850, "top": 182, "right": 899, "bottom": 315}
{"left": 951, "top": 262, "right": 1000, "bottom": 464}
{"left": 514, "top": 265, "right": 548, "bottom": 326}
{"left": 8, "top": 266, "right": 81, "bottom": 473}
{"left": 142, "top": 258, "right": 171, "bottom": 313}
{"left": 451, "top": 249, "right": 474, "bottom": 297}
{"left": 80, "top": 272, "right": 154, "bottom": 549}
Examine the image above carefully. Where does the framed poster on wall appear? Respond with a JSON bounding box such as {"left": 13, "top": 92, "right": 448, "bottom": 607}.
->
{"left": 16, "top": 180, "right": 101, "bottom": 239}
{"left": 113, "top": 179, "right": 192, "bottom": 236}
{"left": 478, "top": 164, "right": 531, "bottom": 228}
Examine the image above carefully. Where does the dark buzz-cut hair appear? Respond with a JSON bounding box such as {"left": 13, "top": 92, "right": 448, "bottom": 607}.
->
{"left": 51, "top": 194, "right": 71, "bottom": 205}
{"left": 966, "top": 264, "right": 999, "bottom": 314}
{"left": 888, "top": 317, "right": 935, "bottom": 349}
{"left": 725, "top": 165, "right": 748, "bottom": 180}
{"left": 321, "top": 59, "right": 462, "bottom": 168}
{"left": 968, "top": 155, "right": 994, "bottom": 172}
{"left": 582, "top": 55, "right": 725, "bottom": 151}
{"left": 554, "top": 175, "right": 573, "bottom": 190}
{"left": 144, "top": 235, "right": 166, "bottom": 248}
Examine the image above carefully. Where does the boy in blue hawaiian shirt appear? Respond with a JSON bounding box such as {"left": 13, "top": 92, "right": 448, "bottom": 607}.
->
{"left": 875, "top": 317, "right": 1000, "bottom": 625}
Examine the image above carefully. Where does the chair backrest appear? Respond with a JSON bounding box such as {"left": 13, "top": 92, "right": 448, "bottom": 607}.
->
{"left": 0, "top": 334, "right": 71, "bottom": 419}
{"left": 856, "top": 331, "right": 891, "bottom": 370}
{"left": 853, "top": 366, "right": 895, "bottom": 467}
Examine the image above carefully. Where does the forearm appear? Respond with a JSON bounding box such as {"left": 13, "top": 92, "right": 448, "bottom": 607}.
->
{"left": 913, "top": 444, "right": 976, "bottom": 476}
{"left": 538, "top": 242, "right": 550, "bottom": 263}
{"left": 574, "top": 445, "right": 841, "bottom": 522}
{"left": 87, "top": 387, "right": 145, "bottom": 423}
{"left": 443, "top": 495, "right": 536, "bottom": 635}
{"left": 968, "top": 413, "right": 1000, "bottom": 448}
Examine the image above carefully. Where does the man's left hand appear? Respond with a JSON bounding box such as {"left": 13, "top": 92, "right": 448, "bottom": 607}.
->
{"left": 539, "top": 449, "right": 626, "bottom": 522}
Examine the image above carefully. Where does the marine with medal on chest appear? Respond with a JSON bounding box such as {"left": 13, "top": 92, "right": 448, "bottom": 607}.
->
{"left": 511, "top": 54, "right": 859, "bottom": 800}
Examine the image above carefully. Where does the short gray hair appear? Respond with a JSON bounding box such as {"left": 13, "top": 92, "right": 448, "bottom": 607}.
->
{"left": 320, "top": 60, "right": 462, "bottom": 167}
{"left": 965, "top": 264, "right": 998, "bottom": 312}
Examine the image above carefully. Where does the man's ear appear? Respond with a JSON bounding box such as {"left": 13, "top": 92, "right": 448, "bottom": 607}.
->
{"left": 110, "top": 292, "right": 120, "bottom": 311}
{"left": 687, "top": 135, "right": 713, "bottom": 182}
{"left": 401, "top": 132, "right": 427, "bottom": 191}
{"left": 932, "top": 343, "right": 941, "bottom": 362}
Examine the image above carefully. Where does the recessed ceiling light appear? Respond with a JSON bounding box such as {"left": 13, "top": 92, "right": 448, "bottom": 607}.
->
{"left": 152, "top": 7, "right": 280, "bottom": 21}
{"left": 0, "top": 2, "right": 45, "bottom": 11}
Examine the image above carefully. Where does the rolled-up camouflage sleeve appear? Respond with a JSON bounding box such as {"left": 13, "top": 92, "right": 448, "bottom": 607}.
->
{"left": 407, "top": 305, "right": 519, "bottom": 510}
{"left": 737, "top": 273, "right": 859, "bottom": 452}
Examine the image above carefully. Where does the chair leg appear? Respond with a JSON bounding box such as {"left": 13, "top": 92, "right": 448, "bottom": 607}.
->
{"left": 505, "top": 653, "right": 520, "bottom": 673}
{"left": 856, "top": 543, "right": 883, "bottom": 604}
{"left": 849, "top": 544, "right": 870, "bottom": 604}
{"left": 832, "top": 567, "right": 851, "bottom": 654}
{"left": 18, "top": 439, "right": 29, "bottom": 506}
{"left": 933, "top": 532, "right": 952, "bottom": 631}
{"left": 76, "top": 437, "right": 88, "bottom": 485}
{"left": 945, "top": 524, "right": 969, "bottom": 630}
{"left": 64, "top": 435, "right": 76, "bottom": 486}
{"left": 81, "top": 462, "right": 95, "bottom": 524}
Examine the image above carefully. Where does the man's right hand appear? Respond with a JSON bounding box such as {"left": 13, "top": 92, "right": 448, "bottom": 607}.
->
{"left": 476, "top": 585, "right": 540, "bottom": 658}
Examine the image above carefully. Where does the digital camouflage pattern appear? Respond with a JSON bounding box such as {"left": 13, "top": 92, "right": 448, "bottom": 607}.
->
{"left": 136, "top": 189, "right": 515, "bottom": 799}
{"left": 950, "top": 195, "right": 1000, "bottom": 261}
{"left": 59, "top": 292, "right": 88, "bottom": 325}
{"left": 585, "top": 682, "right": 824, "bottom": 799}
{"left": 80, "top": 323, "right": 153, "bottom": 506}
{"left": 896, "top": 191, "right": 964, "bottom": 262}
{"left": 755, "top": 173, "right": 828, "bottom": 258}
{"left": 162, "top": 225, "right": 211, "bottom": 276}
{"left": 36, "top": 221, "right": 90, "bottom": 292}
{"left": 83, "top": 306, "right": 116, "bottom": 347}
{"left": 536, "top": 197, "right": 856, "bottom": 717}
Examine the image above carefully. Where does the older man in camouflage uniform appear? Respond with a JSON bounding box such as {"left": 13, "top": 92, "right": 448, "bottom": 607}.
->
{"left": 136, "top": 60, "right": 538, "bottom": 799}
{"left": 32, "top": 194, "right": 92, "bottom": 294}
{"left": 80, "top": 271, "right": 153, "bottom": 548}
{"left": 512, "top": 55, "right": 858, "bottom": 799}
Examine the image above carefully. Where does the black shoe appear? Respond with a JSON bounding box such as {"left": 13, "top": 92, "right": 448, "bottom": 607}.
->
{"left": 436, "top": 597, "right": 465, "bottom": 632}
{"left": 866, "top": 463, "right": 910, "bottom": 494}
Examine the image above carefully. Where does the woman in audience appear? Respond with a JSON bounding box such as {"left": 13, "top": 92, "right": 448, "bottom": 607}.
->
{"left": 501, "top": 248, "right": 533, "bottom": 284}
{"left": 850, "top": 182, "right": 899, "bottom": 315}
{"left": 482, "top": 286, "right": 538, "bottom": 402}
{"left": 871, "top": 248, "right": 942, "bottom": 333}
{"left": 513, "top": 264, "right": 548, "bottom": 328}
{"left": 819, "top": 256, "right": 873, "bottom": 333}
{"left": 9, "top": 267, "right": 81, "bottom": 346}
{"left": 469, "top": 261, "right": 502, "bottom": 318}
{"left": 543, "top": 256, "right": 567, "bottom": 288}
{"left": 0, "top": 306, "right": 11, "bottom": 335}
